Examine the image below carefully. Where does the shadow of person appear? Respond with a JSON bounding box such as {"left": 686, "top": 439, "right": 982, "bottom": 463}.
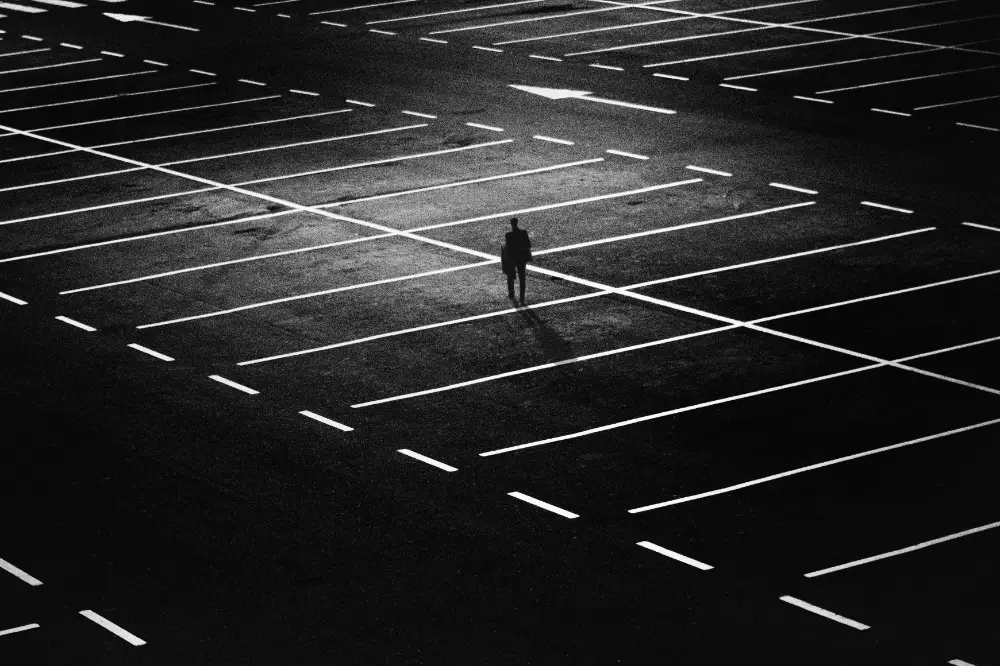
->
{"left": 517, "top": 307, "right": 575, "bottom": 363}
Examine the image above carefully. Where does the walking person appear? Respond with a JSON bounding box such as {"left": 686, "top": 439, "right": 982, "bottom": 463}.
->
{"left": 502, "top": 217, "right": 532, "bottom": 306}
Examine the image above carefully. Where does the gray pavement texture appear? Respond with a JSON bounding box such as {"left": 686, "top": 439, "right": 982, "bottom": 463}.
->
{"left": 0, "top": 0, "right": 998, "bottom": 664}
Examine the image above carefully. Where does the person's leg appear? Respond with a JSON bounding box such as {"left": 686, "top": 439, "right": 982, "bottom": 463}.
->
{"left": 517, "top": 262, "right": 526, "bottom": 304}
{"left": 507, "top": 270, "right": 515, "bottom": 299}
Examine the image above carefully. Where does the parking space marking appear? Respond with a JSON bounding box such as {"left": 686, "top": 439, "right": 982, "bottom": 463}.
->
{"left": 806, "top": 520, "right": 1000, "bottom": 578}
{"left": 427, "top": 5, "right": 631, "bottom": 36}
{"left": 472, "top": 45, "right": 504, "bottom": 53}
{"left": 79, "top": 610, "right": 146, "bottom": 646}
{"left": 532, "top": 135, "right": 574, "bottom": 145}
{"left": 0, "top": 167, "right": 148, "bottom": 193}
{"left": 0, "top": 47, "right": 50, "bottom": 58}
{"left": 779, "top": 596, "right": 869, "bottom": 630}
{"left": 492, "top": 15, "right": 699, "bottom": 46}
{"left": 718, "top": 83, "right": 756, "bottom": 91}
{"left": 949, "top": 660, "right": 978, "bottom": 666}
{"left": 0, "top": 83, "right": 217, "bottom": 119}
{"left": 565, "top": 25, "right": 774, "bottom": 57}
{"left": 127, "top": 343, "right": 175, "bottom": 361}
{"left": 367, "top": 0, "right": 543, "bottom": 25}
{"left": 643, "top": 36, "right": 852, "bottom": 68}
{"left": 369, "top": 29, "right": 398, "bottom": 35}
{"left": 352, "top": 326, "right": 736, "bottom": 408}
{"left": 35, "top": 0, "right": 85, "bottom": 5}
{"left": 629, "top": 417, "right": 1000, "bottom": 512}
{"left": 309, "top": 0, "right": 417, "bottom": 15}
{"left": 508, "top": 492, "right": 579, "bottom": 519}
{"left": 0, "top": 2, "right": 45, "bottom": 12}
{"left": 143, "top": 59, "right": 169, "bottom": 67}
{"left": 55, "top": 315, "right": 96, "bottom": 331}
{"left": 528, "top": 54, "right": 562, "bottom": 62}
{"left": 816, "top": 65, "right": 1000, "bottom": 95}
{"left": 0, "top": 187, "right": 219, "bottom": 227}
{"left": 956, "top": 122, "right": 999, "bottom": 132}
{"left": 963, "top": 221, "right": 1000, "bottom": 233}
{"left": 654, "top": 73, "right": 688, "bottom": 80}
{"left": 465, "top": 121, "right": 504, "bottom": 131}
{"left": 605, "top": 149, "right": 648, "bottom": 159}
{"left": 897, "top": 334, "right": 1000, "bottom": 362}
{"left": 419, "top": 37, "right": 448, "bottom": 44}
{"left": 299, "top": 410, "right": 353, "bottom": 431}
{"left": 637, "top": 541, "right": 713, "bottom": 570}
{"left": 793, "top": 95, "right": 833, "bottom": 104}
{"left": 723, "top": 46, "right": 945, "bottom": 81}
{"left": 482, "top": 364, "right": 881, "bottom": 457}
{"left": 398, "top": 449, "right": 458, "bottom": 472}
{"left": 189, "top": 68, "right": 217, "bottom": 76}
{"left": 591, "top": 63, "right": 625, "bottom": 71}
{"left": 401, "top": 110, "right": 437, "bottom": 118}
{"left": 871, "top": 108, "right": 911, "bottom": 116}
{"left": 0, "top": 290, "right": 28, "bottom": 305}
{"left": 0, "top": 623, "right": 40, "bottom": 638}
{"left": 914, "top": 94, "right": 1000, "bottom": 111}
{"left": 685, "top": 165, "right": 731, "bottom": 176}
{"left": 769, "top": 182, "right": 817, "bottom": 194}
{"left": 0, "top": 69, "right": 157, "bottom": 94}
{"left": 0, "top": 557, "right": 42, "bottom": 584}
{"left": 859, "top": 201, "right": 913, "bottom": 213}
{"left": 238, "top": 293, "right": 609, "bottom": 366}
{"left": 208, "top": 375, "right": 260, "bottom": 395}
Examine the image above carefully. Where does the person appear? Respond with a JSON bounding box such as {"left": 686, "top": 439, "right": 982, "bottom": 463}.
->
{"left": 503, "top": 217, "right": 532, "bottom": 306}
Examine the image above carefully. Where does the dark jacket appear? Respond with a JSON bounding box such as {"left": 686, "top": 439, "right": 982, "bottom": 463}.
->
{"left": 504, "top": 228, "right": 532, "bottom": 263}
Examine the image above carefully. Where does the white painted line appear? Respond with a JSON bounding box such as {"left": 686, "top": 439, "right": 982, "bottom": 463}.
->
{"left": 238, "top": 78, "right": 266, "bottom": 86}
{"left": 950, "top": 660, "right": 978, "bottom": 666}
{"left": 0, "top": 167, "right": 147, "bottom": 194}
{"left": 242, "top": 138, "right": 513, "bottom": 187}
{"left": 310, "top": 0, "right": 416, "bottom": 14}
{"left": 508, "top": 492, "right": 579, "bottom": 519}
{"left": 0, "top": 48, "right": 51, "bottom": 58}
{"left": 637, "top": 541, "right": 713, "bottom": 570}
{"left": 483, "top": 364, "right": 881, "bottom": 457}
{"left": 0, "top": 187, "right": 218, "bottom": 227}
{"left": 629, "top": 417, "right": 1000, "bottom": 512}
{"left": 345, "top": 98, "right": 375, "bottom": 107}
{"left": 189, "top": 68, "right": 216, "bottom": 76}
{"left": 565, "top": 24, "right": 773, "bottom": 57}
{"left": 368, "top": 0, "right": 542, "bottom": 23}
{"left": 0, "top": 2, "right": 45, "bottom": 12}
{"left": 494, "top": 14, "right": 701, "bottom": 46}
{"left": 142, "top": 59, "right": 168, "bottom": 66}
{"left": 472, "top": 45, "right": 504, "bottom": 53}
{"left": 208, "top": 375, "right": 259, "bottom": 395}
{"left": 398, "top": 449, "right": 457, "bottom": 472}
{"left": 465, "top": 122, "right": 504, "bottom": 132}
{"left": 719, "top": 83, "right": 758, "bottom": 92}
{"left": 101, "top": 50, "right": 124, "bottom": 57}
{"left": 234, "top": 5, "right": 255, "bottom": 11}
{"left": 369, "top": 29, "right": 397, "bottom": 35}
{"left": 605, "top": 149, "right": 648, "bottom": 160}
{"left": 769, "top": 182, "right": 817, "bottom": 194}
{"left": 591, "top": 63, "right": 624, "bottom": 71}
{"left": 420, "top": 37, "right": 449, "bottom": 44}
{"left": 0, "top": 290, "right": 28, "bottom": 305}
{"left": 79, "top": 611, "right": 146, "bottom": 646}
{"left": 21, "top": 34, "right": 45, "bottom": 40}
{"left": 353, "top": 327, "right": 733, "bottom": 408}
{"left": 429, "top": 4, "right": 629, "bottom": 35}
{"left": 956, "top": 121, "right": 999, "bottom": 132}
{"left": 137, "top": 261, "right": 495, "bottom": 329}
{"left": 55, "top": 315, "right": 96, "bottom": 331}
{"left": 276, "top": 13, "right": 291, "bottom": 17}
{"left": 724, "top": 46, "right": 945, "bottom": 81}
{"left": 529, "top": 54, "right": 562, "bottom": 61}
{"left": 59, "top": 42, "right": 83, "bottom": 49}
{"left": 964, "top": 221, "right": 1000, "bottom": 233}
{"left": 0, "top": 69, "right": 156, "bottom": 94}
{"left": 779, "top": 596, "right": 869, "bottom": 630}
{"left": 686, "top": 165, "right": 732, "bottom": 176}
{"left": 299, "top": 410, "right": 353, "bottom": 432}
{"left": 289, "top": 88, "right": 319, "bottom": 96}
{"left": 193, "top": 0, "right": 214, "bottom": 4}
{"left": 793, "top": 95, "right": 833, "bottom": 104}
{"left": 896, "top": 333, "right": 1000, "bottom": 363}
{"left": 653, "top": 72, "right": 688, "bottom": 80}
{"left": 0, "top": 557, "right": 42, "bottom": 585}
{"left": 816, "top": 64, "right": 1000, "bottom": 95}
{"left": 914, "top": 94, "right": 1000, "bottom": 111}
{"left": 127, "top": 343, "right": 175, "bottom": 361}
{"left": 0, "top": 623, "right": 40, "bottom": 637}
{"left": 321, "top": 20, "right": 347, "bottom": 27}
{"left": 0, "top": 58, "right": 102, "bottom": 75}
{"left": 860, "top": 201, "right": 913, "bottom": 214}
{"left": 239, "top": 293, "right": 608, "bottom": 366}
{"left": 532, "top": 134, "right": 573, "bottom": 145}
{"left": 806, "top": 520, "right": 1000, "bottom": 578}
{"left": 401, "top": 110, "right": 437, "bottom": 118}
{"left": 254, "top": 0, "right": 299, "bottom": 5}
{"left": 416, "top": 179, "right": 705, "bottom": 233}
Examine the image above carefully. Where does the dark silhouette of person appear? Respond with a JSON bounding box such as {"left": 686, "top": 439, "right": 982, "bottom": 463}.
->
{"left": 503, "top": 217, "right": 532, "bottom": 305}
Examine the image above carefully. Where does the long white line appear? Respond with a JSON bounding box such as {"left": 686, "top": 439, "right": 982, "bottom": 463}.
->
{"left": 352, "top": 326, "right": 735, "bottom": 408}
{"left": 481, "top": 364, "right": 882, "bottom": 456}
{"left": 628, "top": 417, "right": 1000, "bottom": 512}
{"left": 299, "top": 410, "right": 353, "bottom": 431}
{"left": 644, "top": 35, "right": 852, "bottom": 67}
{"left": 508, "top": 491, "right": 579, "bottom": 519}
{"left": 0, "top": 557, "right": 42, "bottom": 585}
{"left": 398, "top": 449, "right": 457, "bottom": 472}
{"left": 779, "top": 596, "right": 869, "bottom": 630}
{"left": 723, "top": 46, "right": 943, "bottom": 81}
{"left": 0, "top": 167, "right": 147, "bottom": 194}
{"left": 0, "top": 188, "right": 218, "bottom": 227}
{"left": 805, "top": 520, "right": 1000, "bottom": 578}
{"left": 367, "top": 0, "right": 542, "bottom": 24}
{"left": 636, "top": 541, "right": 713, "bottom": 570}
{"left": 79, "top": 611, "right": 146, "bottom": 646}
{"left": 310, "top": 0, "right": 416, "bottom": 14}
{"left": 0, "top": 47, "right": 50, "bottom": 58}
{"left": 0, "top": 82, "right": 216, "bottom": 118}
{"left": 914, "top": 93, "right": 1000, "bottom": 111}
{"left": 427, "top": 5, "right": 631, "bottom": 35}
{"left": 816, "top": 64, "right": 1000, "bottom": 95}
{"left": 565, "top": 25, "right": 773, "bottom": 57}
{"left": 896, "top": 333, "right": 1000, "bottom": 362}
{"left": 0, "top": 69, "right": 156, "bottom": 94}
{"left": 0, "top": 57, "right": 100, "bottom": 75}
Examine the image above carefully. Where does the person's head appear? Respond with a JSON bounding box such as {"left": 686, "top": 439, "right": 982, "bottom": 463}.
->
{"left": 510, "top": 217, "right": 519, "bottom": 229}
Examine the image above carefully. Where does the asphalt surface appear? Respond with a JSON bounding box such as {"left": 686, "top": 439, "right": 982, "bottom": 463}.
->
{"left": 0, "top": 1, "right": 998, "bottom": 664}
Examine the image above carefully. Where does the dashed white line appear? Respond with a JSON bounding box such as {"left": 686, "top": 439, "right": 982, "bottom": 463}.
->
{"left": 0, "top": 557, "right": 42, "bottom": 585}
{"left": 55, "top": 315, "right": 96, "bottom": 331}
{"left": 472, "top": 45, "right": 503, "bottom": 53}
{"left": 528, "top": 54, "right": 562, "bottom": 61}
{"left": 59, "top": 42, "right": 83, "bottom": 49}
{"left": 401, "top": 110, "right": 437, "bottom": 118}
{"left": 590, "top": 63, "right": 624, "bottom": 71}
{"left": 21, "top": 34, "right": 44, "bottom": 41}
{"left": 779, "top": 596, "right": 869, "bottom": 630}
{"left": 465, "top": 121, "right": 504, "bottom": 132}
{"left": 793, "top": 95, "right": 833, "bottom": 104}
{"left": 127, "top": 343, "right": 175, "bottom": 362}
{"left": 871, "top": 107, "right": 911, "bottom": 116}
{"left": 532, "top": 134, "right": 573, "bottom": 145}
{"left": 963, "top": 221, "right": 1000, "bottom": 233}
{"left": 653, "top": 72, "right": 688, "bottom": 80}
{"left": 289, "top": 88, "right": 319, "bottom": 96}
{"left": 369, "top": 29, "right": 397, "bottom": 35}
{"left": 398, "top": 449, "right": 457, "bottom": 472}
{"left": 686, "top": 165, "right": 732, "bottom": 176}
{"left": 719, "top": 83, "right": 757, "bottom": 91}
{"left": 208, "top": 375, "right": 259, "bottom": 395}
{"left": 806, "top": 520, "right": 1000, "bottom": 578}
{"left": 950, "top": 660, "right": 978, "bottom": 666}
{"left": 100, "top": 50, "right": 124, "bottom": 57}
{"left": 0, "top": 623, "right": 40, "bottom": 637}
{"left": 345, "top": 98, "right": 375, "bottom": 107}
{"left": 79, "top": 611, "right": 146, "bottom": 646}
{"left": 0, "top": 58, "right": 102, "bottom": 75}
{"left": 238, "top": 78, "right": 266, "bottom": 86}
{"left": 605, "top": 149, "right": 648, "bottom": 160}
{"left": 0, "top": 70, "right": 156, "bottom": 94}
{"left": 189, "top": 69, "right": 216, "bottom": 76}
{"left": 0, "top": 48, "right": 50, "bottom": 58}
{"left": 914, "top": 94, "right": 1000, "bottom": 111}
{"left": 0, "top": 2, "right": 45, "bottom": 12}
{"left": 254, "top": 0, "right": 299, "bottom": 5}
{"left": 508, "top": 492, "right": 579, "bottom": 519}
{"left": 29, "top": 94, "right": 278, "bottom": 131}
{"left": 637, "top": 541, "right": 713, "bottom": 570}
{"left": 860, "top": 201, "right": 913, "bottom": 214}
{"left": 143, "top": 59, "right": 168, "bottom": 67}
{"left": 299, "top": 410, "right": 354, "bottom": 432}
{"left": 956, "top": 121, "right": 999, "bottom": 132}
{"left": 192, "top": 0, "right": 214, "bottom": 4}
{"left": 310, "top": 0, "right": 416, "bottom": 14}
{"left": 367, "top": 0, "right": 542, "bottom": 23}
{"left": 769, "top": 182, "right": 818, "bottom": 194}
{"left": 419, "top": 37, "right": 448, "bottom": 44}
{"left": 0, "top": 290, "right": 27, "bottom": 305}
{"left": 233, "top": 5, "right": 255, "bottom": 11}
{"left": 0, "top": 188, "right": 218, "bottom": 227}
{"left": 321, "top": 20, "right": 348, "bottom": 27}
{"left": 815, "top": 64, "right": 1000, "bottom": 95}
